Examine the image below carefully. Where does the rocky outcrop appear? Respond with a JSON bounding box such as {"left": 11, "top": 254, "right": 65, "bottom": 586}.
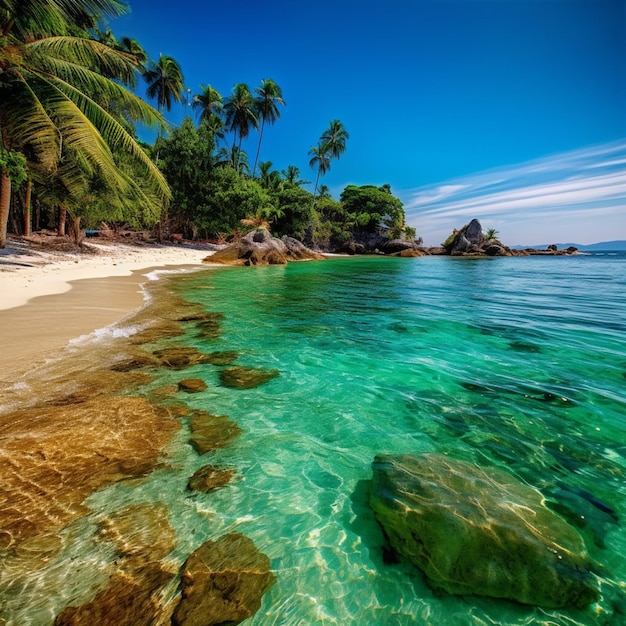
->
{"left": 206, "top": 230, "right": 324, "bottom": 266}
{"left": 370, "top": 453, "right": 599, "bottom": 609}
{"left": 171, "top": 533, "right": 275, "bottom": 626}
{"left": 441, "top": 219, "right": 578, "bottom": 257}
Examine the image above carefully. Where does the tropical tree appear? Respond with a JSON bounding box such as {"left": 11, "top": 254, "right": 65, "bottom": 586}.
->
{"left": 215, "top": 146, "right": 249, "bottom": 174}
{"left": 281, "top": 165, "right": 309, "bottom": 187}
{"left": 0, "top": 0, "right": 170, "bottom": 247}
{"left": 252, "top": 78, "right": 285, "bottom": 177}
{"left": 223, "top": 83, "right": 258, "bottom": 171}
{"left": 258, "top": 161, "right": 282, "bottom": 191}
{"left": 144, "top": 54, "right": 184, "bottom": 113}
{"left": 308, "top": 142, "right": 331, "bottom": 205}
{"left": 193, "top": 84, "right": 223, "bottom": 123}
{"left": 321, "top": 119, "right": 349, "bottom": 161}
{"left": 307, "top": 120, "right": 349, "bottom": 210}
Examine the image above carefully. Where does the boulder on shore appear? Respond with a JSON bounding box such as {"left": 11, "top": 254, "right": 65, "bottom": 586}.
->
{"left": 370, "top": 453, "right": 599, "bottom": 609}
{"left": 206, "top": 230, "right": 324, "bottom": 266}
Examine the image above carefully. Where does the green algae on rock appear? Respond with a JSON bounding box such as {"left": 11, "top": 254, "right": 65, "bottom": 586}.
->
{"left": 219, "top": 365, "right": 279, "bottom": 389}
{"left": 171, "top": 533, "right": 275, "bottom": 626}
{"left": 370, "top": 453, "right": 599, "bottom": 609}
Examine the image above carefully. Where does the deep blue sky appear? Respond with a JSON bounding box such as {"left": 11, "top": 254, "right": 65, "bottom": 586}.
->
{"left": 113, "top": 0, "right": 626, "bottom": 245}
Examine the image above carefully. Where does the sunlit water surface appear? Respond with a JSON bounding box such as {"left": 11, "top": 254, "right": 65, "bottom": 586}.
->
{"left": 4, "top": 253, "right": 626, "bottom": 625}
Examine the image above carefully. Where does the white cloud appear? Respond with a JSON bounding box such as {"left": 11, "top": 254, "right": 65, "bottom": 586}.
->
{"left": 401, "top": 139, "right": 626, "bottom": 246}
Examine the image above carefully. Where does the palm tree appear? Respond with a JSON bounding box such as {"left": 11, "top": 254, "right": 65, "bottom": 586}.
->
{"left": 281, "top": 165, "right": 309, "bottom": 187}
{"left": 0, "top": 0, "right": 170, "bottom": 247}
{"left": 252, "top": 78, "right": 285, "bottom": 177}
{"left": 215, "top": 146, "right": 249, "bottom": 174}
{"left": 144, "top": 54, "right": 184, "bottom": 113}
{"left": 321, "top": 119, "right": 349, "bottom": 161}
{"left": 203, "top": 113, "right": 226, "bottom": 145}
{"left": 308, "top": 142, "right": 331, "bottom": 205}
{"left": 193, "top": 84, "right": 223, "bottom": 123}
{"left": 223, "top": 83, "right": 258, "bottom": 172}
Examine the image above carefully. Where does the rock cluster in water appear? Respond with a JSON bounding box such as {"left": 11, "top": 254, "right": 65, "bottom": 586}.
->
{"left": 0, "top": 296, "right": 277, "bottom": 625}
{"left": 207, "top": 229, "right": 325, "bottom": 265}
{"left": 439, "top": 219, "right": 578, "bottom": 257}
{"left": 370, "top": 453, "right": 599, "bottom": 609}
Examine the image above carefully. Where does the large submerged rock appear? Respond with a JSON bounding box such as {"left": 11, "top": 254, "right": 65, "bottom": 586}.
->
{"left": 370, "top": 453, "right": 599, "bottom": 609}
{"left": 206, "top": 229, "right": 324, "bottom": 266}
{"left": 171, "top": 533, "right": 275, "bottom": 626}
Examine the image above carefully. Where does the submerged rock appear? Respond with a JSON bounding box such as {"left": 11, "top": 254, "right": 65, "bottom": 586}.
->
{"left": 171, "top": 532, "right": 275, "bottom": 626}
{"left": 188, "top": 464, "right": 235, "bottom": 493}
{"left": 204, "top": 351, "right": 240, "bottom": 366}
{"left": 0, "top": 397, "right": 179, "bottom": 546}
{"left": 153, "top": 346, "right": 214, "bottom": 370}
{"left": 178, "top": 378, "right": 208, "bottom": 393}
{"left": 189, "top": 410, "right": 242, "bottom": 454}
{"left": 99, "top": 503, "right": 177, "bottom": 562}
{"left": 55, "top": 561, "right": 175, "bottom": 626}
{"left": 219, "top": 366, "right": 279, "bottom": 389}
{"left": 370, "top": 453, "right": 599, "bottom": 609}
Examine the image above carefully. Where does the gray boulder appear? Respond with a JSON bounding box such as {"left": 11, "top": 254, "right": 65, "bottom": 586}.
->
{"left": 370, "top": 453, "right": 599, "bottom": 609}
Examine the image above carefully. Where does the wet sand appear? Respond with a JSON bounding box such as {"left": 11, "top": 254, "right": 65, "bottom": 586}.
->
{"left": 0, "top": 270, "right": 148, "bottom": 377}
{"left": 0, "top": 238, "right": 215, "bottom": 378}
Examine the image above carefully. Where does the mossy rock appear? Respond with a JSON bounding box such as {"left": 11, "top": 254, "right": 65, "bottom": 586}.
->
{"left": 153, "top": 347, "right": 214, "bottom": 370}
{"left": 188, "top": 464, "right": 235, "bottom": 493}
{"left": 219, "top": 366, "right": 279, "bottom": 389}
{"left": 177, "top": 379, "right": 207, "bottom": 393}
{"left": 204, "top": 351, "right": 240, "bottom": 366}
{"left": 370, "top": 453, "right": 599, "bottom": 609}
{"left": 189, "top": 410, "right": 242, "bottom": 454}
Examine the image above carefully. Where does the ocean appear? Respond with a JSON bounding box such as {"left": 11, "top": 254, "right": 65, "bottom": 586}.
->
{"left": 1, "top": 252, "right": 625, "bottom": 625}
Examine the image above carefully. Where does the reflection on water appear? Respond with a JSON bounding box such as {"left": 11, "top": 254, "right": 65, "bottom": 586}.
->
{"left": 1, "top": 255, "right": 626, "bottom": 625}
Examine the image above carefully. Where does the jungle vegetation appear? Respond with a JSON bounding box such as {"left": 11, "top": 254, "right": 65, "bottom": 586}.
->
{"left": 0, "top": 0, "right": 417, "bottom": 250}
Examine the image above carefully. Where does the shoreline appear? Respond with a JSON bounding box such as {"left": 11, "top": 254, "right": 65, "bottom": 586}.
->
{"left": 0, "top": 238, "right": 216, "bottom": 377}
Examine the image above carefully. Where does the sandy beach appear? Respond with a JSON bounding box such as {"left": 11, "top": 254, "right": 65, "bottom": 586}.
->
{"left": 0, "top": 236, "right": 217, "bottom": 376}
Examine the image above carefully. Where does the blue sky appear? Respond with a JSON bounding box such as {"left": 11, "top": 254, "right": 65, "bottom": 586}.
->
{"left": 113, "top": 0, "right": 626, "bottom": 245}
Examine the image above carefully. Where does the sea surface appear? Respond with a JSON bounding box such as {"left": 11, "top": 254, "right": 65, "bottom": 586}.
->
{"left": 2, "top": 252, "right": 626, "bottom": 625}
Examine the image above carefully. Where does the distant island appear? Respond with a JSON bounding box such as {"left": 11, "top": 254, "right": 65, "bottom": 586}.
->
{"left": 514, "top": 240, "right": 626, "bottom": 251}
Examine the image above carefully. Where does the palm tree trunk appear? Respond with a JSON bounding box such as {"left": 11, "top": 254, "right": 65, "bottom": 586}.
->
{"left": 252, "top": 120, "right": 265, "bottom": 178}
{"left": 0, "top": 166, "right": 11, "bottom": 248}
{"left": 236, "top": 134, "right": 244, "bottom": 173}
{"left": 23, "top": 178, "right": 32, "bottom": 237}
{"left": 58, "top": 205, "right": 67, "bottom": 236}
{"left": 312, "top": 167, "right": 321, "bottom": 210}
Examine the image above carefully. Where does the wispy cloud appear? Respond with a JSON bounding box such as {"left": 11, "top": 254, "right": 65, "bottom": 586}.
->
{"left": 401, "top": 140, "right": 626, "bottom": 246}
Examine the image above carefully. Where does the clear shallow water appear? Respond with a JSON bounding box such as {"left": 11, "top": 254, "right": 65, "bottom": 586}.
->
{"left": 3, "top": 253, "right": 626, "bottom": 625}
{"left": 163, "top": 254, "right": 626, "bottom": 625}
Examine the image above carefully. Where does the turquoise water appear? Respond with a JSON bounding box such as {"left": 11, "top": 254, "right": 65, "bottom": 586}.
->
{"left": 6, "top": 253, "right": 625, "bottom": 625}
{"left": 156, "top": 254, "right": 626, "bottom": 625}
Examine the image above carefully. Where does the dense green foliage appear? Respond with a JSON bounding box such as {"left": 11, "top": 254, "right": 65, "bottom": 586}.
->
{"left": 340, "top": 185, "right": 404, "bottom": 235}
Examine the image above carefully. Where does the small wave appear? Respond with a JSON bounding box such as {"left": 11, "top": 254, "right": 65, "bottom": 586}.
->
{"left": 68, "top": 322, "right": 146, "bottom": 346}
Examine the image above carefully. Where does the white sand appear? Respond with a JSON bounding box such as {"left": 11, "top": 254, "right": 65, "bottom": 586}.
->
{"left": 0, "top": 238, "right": 216, "bottom": 311}
{"left": 0, "top": 237, "right": 219, "bottom": 377}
